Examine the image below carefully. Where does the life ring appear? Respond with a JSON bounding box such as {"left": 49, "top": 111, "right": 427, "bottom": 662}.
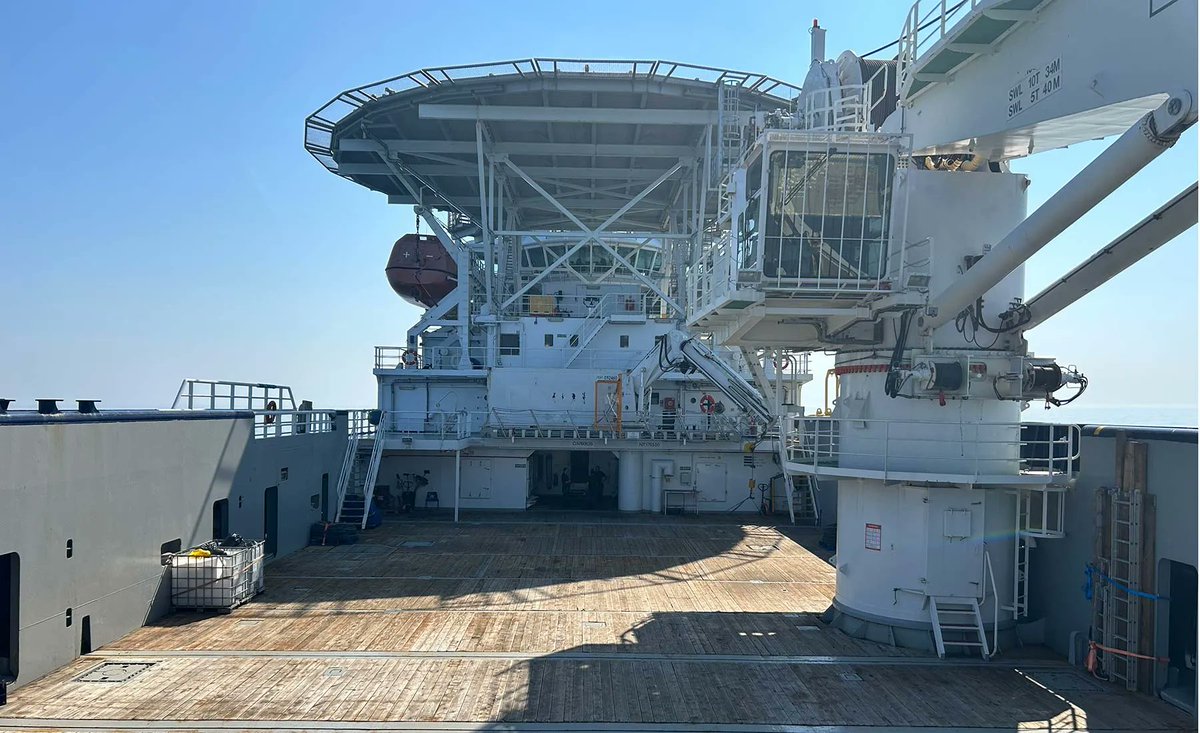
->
{"left": 661, "top": 397, "right": 677, "bottom": 412}
{"left": 401, "top": 349, "right": 419, "bottom": 367}
{"left": 264, "top": 400, "right": 277, "bottom": 424}
{"left": 699, "top": 394, "right": 716, "bottom": 415}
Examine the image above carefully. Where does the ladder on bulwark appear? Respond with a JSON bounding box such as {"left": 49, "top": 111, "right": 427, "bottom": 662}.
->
{"left": 1095, "top": 489, "right": 1145, "bottom": 691}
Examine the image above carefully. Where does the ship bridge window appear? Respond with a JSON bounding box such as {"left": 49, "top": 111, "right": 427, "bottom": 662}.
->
{"left": 526, "top": 247, "right": 546, "bottom": 268}
{"left": 764, "top": 150, "right": 893, "bottom": 282}
{"left": 500, "top": 333, "right": 521, "bottom": 356}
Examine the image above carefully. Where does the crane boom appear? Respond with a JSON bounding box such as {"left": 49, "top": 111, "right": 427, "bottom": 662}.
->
{"left": 898, "top": 0, "right": 1198, "bottom": 159}
{"left": 624, "top": 330, "right": 774, "bottom": 424}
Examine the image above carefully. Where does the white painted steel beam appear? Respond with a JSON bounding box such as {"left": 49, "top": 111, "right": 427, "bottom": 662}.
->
{"left": 419, "top": 103, "right": 719, "bottom": 126}
{"left": 1024, "top": 182, "right": 1198, "bottom": 331}
{"left": 330, "top": 165, "right": 672, "bottom": 181}
{"left": 497, "top": 158, "right": 686, "bottom": 311}
{"left": 339, "top": 138, "right": 699, "bottom": 158}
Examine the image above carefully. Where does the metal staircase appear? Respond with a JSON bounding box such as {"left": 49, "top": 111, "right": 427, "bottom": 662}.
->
{"left": 334, "top": 426, "right": 386, "bottom": 529}
{"left": 773, "top": 414, "right": 818, "bottom": 526}
{"left": 564, "top": 294, "right": 645, "bottom": 367}
{"left": 929, "top": 596, "right": 990, "bottom": 659}
{"left": 771, "top": 470, "right": 819, "bottom": 525}
{"left": 500, "top": 237, "right": 517, "bottom": 305}
{"left": 563, "top": 299, "right": 612, "bottom": 367}
{"left": 790, "top": 474, "right": 819, "bottom": 523}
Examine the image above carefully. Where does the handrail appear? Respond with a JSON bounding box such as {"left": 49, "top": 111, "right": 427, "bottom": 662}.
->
{"left": 359, "top": 425, "right": 387, "bottom": 529}
{"left": 333, "top": 435, "right": 358, "bottom": 522}
{"left": 174, "top": 378, "right": 296, "bottom": 411}
{"left": 251, "top": 410, "right": 336, "bottom": 439}
{"left": 784, "top": 416, "right": 1079, "bottom": 481}
{"left": 897, "top": 0, "right": 984, "bottom": 93}
{"left": 983, "top": 548, "right": 1000, "bottom": 658}
{"left": 347, "top": 409, "right": 378, "bottom": 438}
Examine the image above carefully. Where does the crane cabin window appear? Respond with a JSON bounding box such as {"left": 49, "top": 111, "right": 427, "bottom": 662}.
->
{"left": 737, "top": 156, "right": 763, "bottom": 269}
{"left": 764, "top": 150, "right": 893, "bottom": 284}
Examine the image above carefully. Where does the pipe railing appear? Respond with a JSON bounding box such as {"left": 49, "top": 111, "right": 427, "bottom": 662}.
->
{"left": 897, "top": 0, "right": 983, "bottom": 93}
{"left": 173, "top": 378, "right": 296, "bottom": 411}
{"left": 386, "top": 410, "right": 477, "bottom": 440}
{"left": 784, "top": 416, "right": 1080, "bottom": 480}
{"left": 251, "top": 410, "right": 337, "bottom": 440}
{"left": 983, "top": 548, "right": 1000, "bottom": 657}
{"left": 372, "top": 407, "right": 766, "bottom": 443}
{"left": 347, "top": 409, "right": 378, "bottom": 438}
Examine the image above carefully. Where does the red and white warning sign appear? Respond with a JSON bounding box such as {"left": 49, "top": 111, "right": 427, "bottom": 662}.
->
{"left": 865, "top": 523, "right": 882, "bottom": 551}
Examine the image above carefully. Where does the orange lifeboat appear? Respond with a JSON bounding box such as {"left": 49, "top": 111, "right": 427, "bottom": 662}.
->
{"left": 385, "top": 234, "right": 458, "bottom": 308}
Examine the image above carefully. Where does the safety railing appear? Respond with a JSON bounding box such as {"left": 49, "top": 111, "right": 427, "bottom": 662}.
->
{"left": 978, "top": 548, "right": 1000, "bottom": 657}
{"left": 784, "top": 416, "right": 1080, "bottom": 481}
{"left": 483, "top": 291, "right": 667, "bottom": 320}
{"left": 376, "top": 344, "right": 648, "bottom": 372}
{"left": 898, "top": 0, "right": 984, "bottom": 93}
{"left": 347, "top": 409, "right": 379, "bottom": 439}
{"left": 371, "top": 406, "right": 769, "bottom": 445}
{"left": 387, "top": 410, "right": 476, "bottom": 440}
{"left": 173, "top": 379, "right": 296, "bottom": 411}
{"left": 688, "top": 235, "right": 738, "bottom": 317}
{"left": 251, "top": 410, "right": 337, "bottom": 440}
{"left": 484, "top": 408, "right": 761, "bottom": 442}
{"left": 305, "top": 58, "right": 802, "bottom": 172}
{"left": 801, "top": 65, "right": 893, "bottom": 133}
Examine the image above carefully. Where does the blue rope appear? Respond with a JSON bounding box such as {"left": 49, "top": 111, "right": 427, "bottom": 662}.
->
{"left": 1086, "top": 563, "right": 1169, "bottom": 602}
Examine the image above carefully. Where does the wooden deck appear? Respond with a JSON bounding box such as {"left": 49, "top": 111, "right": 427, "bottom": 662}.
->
{"left": 0, "top": 513, "right": 1191, "bottom": 731}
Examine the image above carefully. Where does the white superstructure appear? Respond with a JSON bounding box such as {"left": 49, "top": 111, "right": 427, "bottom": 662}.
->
{"left": 306, "top": 0, "right": 1197, "bottom": 654}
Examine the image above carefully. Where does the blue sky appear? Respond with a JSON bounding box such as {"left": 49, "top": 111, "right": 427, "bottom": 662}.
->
{"left": 1, "top": 1, "right": 1195, "bottom": 418}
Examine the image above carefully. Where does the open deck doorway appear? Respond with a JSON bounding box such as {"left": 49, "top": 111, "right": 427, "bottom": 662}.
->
{"left": 527, "top": 450, "right": 617, "bottom": 510}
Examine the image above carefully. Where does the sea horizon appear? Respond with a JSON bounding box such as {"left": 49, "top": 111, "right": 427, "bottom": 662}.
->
{"left": 1023, "top": 403, "right": 1198, "bottom": 428}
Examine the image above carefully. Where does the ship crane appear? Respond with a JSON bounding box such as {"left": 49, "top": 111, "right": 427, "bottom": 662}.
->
{"left": 717, "top": 0, "right": 1199, "bottom": 657}
{"left": 623, "top": 329, "right": 774, "bottom": 425}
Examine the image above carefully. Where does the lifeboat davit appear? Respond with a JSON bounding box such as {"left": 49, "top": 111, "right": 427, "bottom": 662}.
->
{"left": 385, "top": 233, "right": 458, "bottom": 308}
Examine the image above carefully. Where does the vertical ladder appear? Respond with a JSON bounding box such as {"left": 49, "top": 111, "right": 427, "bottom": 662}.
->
{"left": 713, "top": 78, "right": 743, "bottom": 201}
{"left": 929, "top": 596, "right": 990, "bottom": 659}
{"left": 1011, "top": 494, "right": 1032, "bottom": 619}
{"left": 1099, "top": 489, "right": 1144, "bottom": 691}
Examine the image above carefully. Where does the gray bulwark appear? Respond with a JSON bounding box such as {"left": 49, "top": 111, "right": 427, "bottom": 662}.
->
{"left": 0, "top": 410, "right": 348, "bottom": 690}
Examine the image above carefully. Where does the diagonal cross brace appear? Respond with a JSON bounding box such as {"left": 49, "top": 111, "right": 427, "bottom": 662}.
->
{"left": 499, "top": 157, "right": 687, "bottom": 313}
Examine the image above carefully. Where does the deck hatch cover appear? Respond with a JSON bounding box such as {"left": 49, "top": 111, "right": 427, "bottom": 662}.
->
{"left": 74, "top": 661, "right": 157, "bottom": 683}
